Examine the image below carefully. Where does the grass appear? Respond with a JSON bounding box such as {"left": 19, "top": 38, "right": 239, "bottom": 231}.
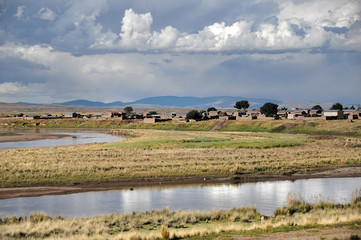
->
{"left": 0, "top": 133, "right": 19, "bottom": 137}
{"left": 0, "top": 129, "right": 360, "bottom": 187}
{"left": 1, "top": 119, "right": 361, "bottom": 136}
{"left": 0, "top": 192, "right": 360, "bottom": 240}
{"left": 0, "top": 119, "right": 360, "bottom": 238}
{"left": 106, "top": 130, "right": 308, "bottom": 149}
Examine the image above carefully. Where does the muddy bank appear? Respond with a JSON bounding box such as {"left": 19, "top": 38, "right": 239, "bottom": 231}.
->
{"left": 0, "top": 132, "right": 72, "bottom": 143}
{"left": 0, "top": 167, "right": 360, "bottom": 200}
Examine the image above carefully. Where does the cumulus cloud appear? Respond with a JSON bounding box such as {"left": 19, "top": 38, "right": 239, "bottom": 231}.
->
{"left": 1, "top": 1, "right": 360, "bottom": 104}
{"left": 90, "top": 0, "right": 360, "bottom": 53}
{"left": 38, "top": 7, "right": 57, "bottom": 21}
{"left": 14, "top": 6, "right": 25, "bottom": 19}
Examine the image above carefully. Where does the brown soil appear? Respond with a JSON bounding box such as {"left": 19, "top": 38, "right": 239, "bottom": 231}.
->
{"left": 0, "top": 167, "right": 360, "bottom": 200}
{"left": 0, "top": 132, "right": 72, "bottom": 143}
{"left": 232, "top": 226, "right": 361, "bottom": 240}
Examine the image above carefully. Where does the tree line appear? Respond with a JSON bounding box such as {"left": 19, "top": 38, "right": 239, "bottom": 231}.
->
{"left": 123, "top": 100, "right": 356, "bottom": 120}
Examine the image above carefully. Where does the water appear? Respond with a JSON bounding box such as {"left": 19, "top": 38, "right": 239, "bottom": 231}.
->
{"left": 0, "top": 128, "right": 125, "bottom": 149}
{"left": 0, "top": 177, "right": 360, "bottom": 218}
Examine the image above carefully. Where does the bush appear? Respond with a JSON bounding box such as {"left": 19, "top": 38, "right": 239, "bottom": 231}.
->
{"left": 186, "top": 110, "right": 202, "bottom": 120}
{"left": 29, "top": 213, "right": 50, "bottom": 223}
{"left": 234, "top": 100, "right": 249, "bottom": 109}
{"left": 330, "top": 103, "right": 343, "bottom": 110}
{"left": 260, "top": 102, "right": 278, "bottom": 117}
{"left": 161, "top": 224, "right": 170, "bottom": 239}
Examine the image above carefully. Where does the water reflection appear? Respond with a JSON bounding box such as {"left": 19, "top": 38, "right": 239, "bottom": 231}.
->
{"left": 0, "top": 128, "right": 125, "bottom": 149}
{"left": 0, "top": 177, "right": 360, "bottom": 218}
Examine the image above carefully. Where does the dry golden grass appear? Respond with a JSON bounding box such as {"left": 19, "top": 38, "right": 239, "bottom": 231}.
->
{"left": 0, "top": 199, "right": 360, "bottom": 240}
{"left": 0, "top": 129, "right": 360, "bottom": 187}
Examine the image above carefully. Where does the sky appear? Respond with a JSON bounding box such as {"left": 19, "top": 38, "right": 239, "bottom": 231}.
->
{"left": 0, "top": 0, "right": 360, "bottom": 104}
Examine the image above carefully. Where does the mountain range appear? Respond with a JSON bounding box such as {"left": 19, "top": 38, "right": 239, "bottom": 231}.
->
{"left": 9, "top": 96, "right": 356, "bottom": 109}
{"left": 51, "top": 96, "right": 280, "bottom": 109}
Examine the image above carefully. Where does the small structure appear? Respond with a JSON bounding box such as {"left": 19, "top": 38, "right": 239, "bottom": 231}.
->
{"left": 309, "top": 109, "right": 323, "bottom": 117}
{"left": 323, "top": 110, "right": 344, "bottom": 120}
{"left": 23, "top": 115, "right": 40, "bottom": 120}
{"left": 172, "top": 116, "right": 187, "bottom": 122}
{"left": 105, "top": 112, "right": 126, "bottom": 119}
{"left": 63, "top": 112, "right": 82, "bottom": 118}
{"left": 277, "top": 110, "right": 288, "bottom": 119}
{"left": 343, "top": 110, "right": 359, "bottom": 120}
{"left": 208, "top": 111, "right": 219, "bottom": 119}
{"left": 245, "top": 110, "right": 260, "bottom": 120}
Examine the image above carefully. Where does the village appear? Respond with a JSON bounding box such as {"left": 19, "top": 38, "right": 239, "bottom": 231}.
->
{"left": 4, "top": 102, "right": 361, "bottom": 123}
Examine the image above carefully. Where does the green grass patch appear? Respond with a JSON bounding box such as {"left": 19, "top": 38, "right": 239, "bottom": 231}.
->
{"left": 0, "top": 133, "right": 19, "bottom": 136}
{"left": 107, "top": 130, "right": 308, "bottom": 149}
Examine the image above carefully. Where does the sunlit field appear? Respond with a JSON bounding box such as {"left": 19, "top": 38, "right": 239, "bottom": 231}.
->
{"left": 1, "top": 128, "right": 360, "bottom": 187}
{"left": 1, "top": 191, "right": 360, "bottom": 240}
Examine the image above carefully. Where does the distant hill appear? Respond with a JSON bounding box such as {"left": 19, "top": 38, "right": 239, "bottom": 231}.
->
{"left": 54, "top": 96, "right": 280, "bottom": 109}
{"left": 15, "top": 102, "right": 42, "bottom": 105}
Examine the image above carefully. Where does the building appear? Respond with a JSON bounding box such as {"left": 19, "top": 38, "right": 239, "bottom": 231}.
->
{"left": 323, "top": 110, "right": 344, "bottom": 120}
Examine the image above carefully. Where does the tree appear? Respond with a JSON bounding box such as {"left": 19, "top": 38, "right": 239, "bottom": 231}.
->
{"left": 260, "top": 102, "right": 278, "bottom": 117}
{"left": 124, "top": 106, "right": 133, "bottom": 115}
{"left": 207, "top": 107, "right": 217, "bottom": 112}
{"left": 330, "top": 103, "right": 343, "bottom": 110}
{"left": 350, "top": 105, "right": 355, "bottom": 110}
{"left": 186, "top": 110, "right": 202, "bottom": 120}
{"left": 281, "top": 107, "right": 287, "bottom": 110}
{"left": 149, "top": 111, "right": 157, "bottom": 115}
{"left": 234, "top": 100, "right": 250, "bottom": 109}
{"left": 311, "top": 105, "right": 323, "bottom": 110}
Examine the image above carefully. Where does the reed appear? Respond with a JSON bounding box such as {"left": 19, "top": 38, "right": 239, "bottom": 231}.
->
{"left": 0, "top": 196, "right": 360, "bottom": 240}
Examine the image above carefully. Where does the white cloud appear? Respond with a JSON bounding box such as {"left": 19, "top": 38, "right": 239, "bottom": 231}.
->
{"left": 1, "top": 42, "right": 360, "bottom": 103}
{"left": 0, "top": 82, "right": 25, "bottom": 94}
{"left": 151, "top": 26, "right": 179, "bottom": 49}
{"left": 90, "top": 1, "right": 360, "bottom": 53}
{"left": 0, "top": 81, "right": 47, "bottom": 97}
{"left": 277, "top": 0, "right": 361, "bottom": 28}
{"left": 38, "top": 7, "right": 57, "bottom": 21}
{"left": 14, "top": 6, "right": 25, "bottom": 19}
{"left": 119, "top": 9, "right": 153, "bottom": 49}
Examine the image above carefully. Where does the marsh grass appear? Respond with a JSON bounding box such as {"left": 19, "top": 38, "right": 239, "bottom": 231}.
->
{"left": 0, "top": 196, "right": 360, "bottom": 240}
{"left": 274, "top": 190, "right": 361, "bottom": 218}
{"left": 0, "top": 129, "right": 360, "bottom": 187}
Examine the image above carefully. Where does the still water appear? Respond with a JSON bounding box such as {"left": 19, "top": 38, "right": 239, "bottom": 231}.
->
{"left": 0, "top": 128, "right": 125, "bottom": 149}
{"left": 1, "top": 177, "right": 360, "bottom": 218}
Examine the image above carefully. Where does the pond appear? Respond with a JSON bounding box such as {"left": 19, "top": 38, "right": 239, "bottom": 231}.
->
{"left": 0, "top": 128, "right": 125, "bottom": 149}
{"left": 0, "top": 177, "right": 360, "bottom": 218}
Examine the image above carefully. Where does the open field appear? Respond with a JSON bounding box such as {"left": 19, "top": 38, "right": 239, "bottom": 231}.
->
{"left": 0, "top": 118, "right": 361, "bottom": 239}
{"left": 0, "top": 127, "right": 360, "bottom": 188}
{"left": 1, "top": 192, "right": 360, "bottom": 240}
{"left": 1, "top": 118, "right": 361, "bottom": 136}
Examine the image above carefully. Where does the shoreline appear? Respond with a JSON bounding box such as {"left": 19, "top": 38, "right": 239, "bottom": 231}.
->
{"left": 1, "top": 167, "right": 360, "bottom": 200}
{"left": 0, "top": 132, "right": 72, "bottom": 143}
